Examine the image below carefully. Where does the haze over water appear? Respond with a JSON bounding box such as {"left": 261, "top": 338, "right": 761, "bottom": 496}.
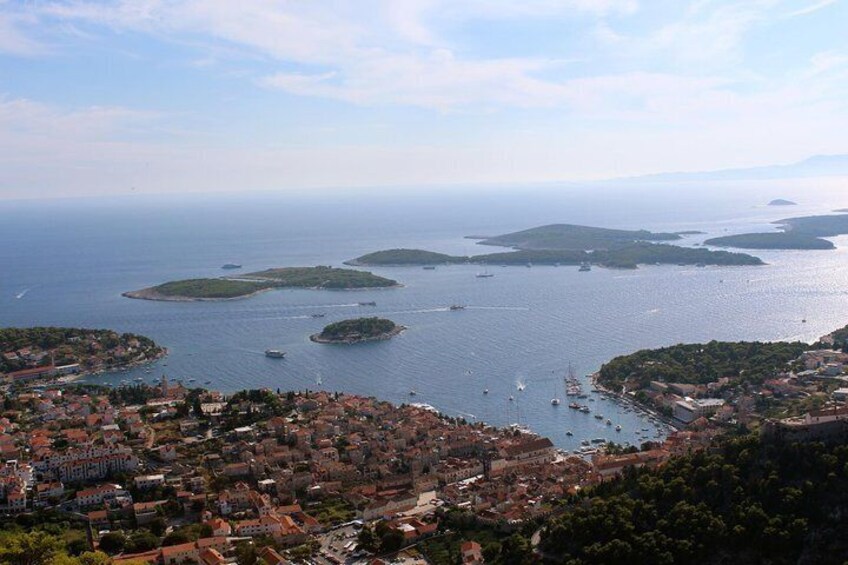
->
{"left": 4, "top": 179, "right": 848, "bottom": 451}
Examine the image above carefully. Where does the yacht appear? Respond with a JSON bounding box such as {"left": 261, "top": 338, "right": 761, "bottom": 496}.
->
{"left": 550, "top": 398, "right": 561, "bottom": 406}
{"left": 568, "top": 402, "right": 581, "bottom": 409}
{"left": 265, "top": 349, "right": 286, "bottom": 358}
{"left": 615, "top": 425, "right": 622, "bottom": 432}
{"left": 476, "top": 267, "right": 494, "bottom": 278}
{"left": 605, "top": 419, "right": 612, "bottom": 425}
{"left": 579, "top": 262, "right": 592, "bottom": 272}
{"left": 483, "top": 389, "right": 489, "bottom": 395}
{"left": 580, "top": 405, "right": 591, "bottom": 413}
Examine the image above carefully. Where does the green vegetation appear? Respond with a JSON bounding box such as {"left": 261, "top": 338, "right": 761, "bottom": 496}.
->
{"left": 0, "top": 512, "right": 100, "bottom": 565}
{"left": 306, "top": 496, "right": 357, "bottom": 526}
{"left": 345, "top": 249, "right": 460, "bottom": 266}
{"left": 705, "top": 232, "right": 835, "bottom": 250}
{"left": 0, "top": 327, "right": 163, "bottom": 374}
{"left": 419, "top": 510, "right": 534, "bottom": 565}
{"left": 125, "top": 266, "right": 398, "bottom": 301}
{"left": 597, "top": 340, "right": 807, "bottom": 390}
{"left": 710, "top": 213, "right": 848, "bottom": 250}
{"left": 474, "top": 223, "right": 682, "bottom": 251}
{"left": 350, "top": 243, "right": 763, "bottom": 269}
{"left": 312, "top": 317, "right": 401, "bottom": 343}
{"left": 540, "top": 435, "right": 848, "bottom": 564}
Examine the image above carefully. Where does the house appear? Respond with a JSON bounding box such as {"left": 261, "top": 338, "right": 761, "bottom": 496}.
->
{"left": 461, "top": 541, "right": 484, "bottom": 564}
{"left": 257, "top": 546, "right": 290, "bottom": 565}
{"left": 134, "top": 474, "right": 166, "bottom": 490}
{"left": 204, "top": 517, "right": 232, "bottom": 537}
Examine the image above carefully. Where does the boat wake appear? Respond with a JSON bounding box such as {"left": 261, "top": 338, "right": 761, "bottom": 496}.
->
{"left": 15, "top": 289, "right": 29, "bottom": 299}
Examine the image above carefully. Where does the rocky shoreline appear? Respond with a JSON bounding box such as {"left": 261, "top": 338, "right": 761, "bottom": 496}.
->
{"left": 121, "top": 287, "right": 275, "bottom": 302}
{"left": 310, "top": 325, "right": 406, "bottom": 345}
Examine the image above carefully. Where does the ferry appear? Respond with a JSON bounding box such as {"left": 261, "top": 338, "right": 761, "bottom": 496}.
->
{"left": 221, "top": 263, "right": 242, "bottom": 270}
{"left": 265, "top": 349, "right": 286, "bottom": 359}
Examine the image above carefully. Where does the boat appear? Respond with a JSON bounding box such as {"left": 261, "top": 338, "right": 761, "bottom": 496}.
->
{"left": 311, "top": 313, "right": 326, "bottom": 318}
{"left": 483, "top": 389, "right": 489, "bottom": 395}
{"left": 605, "top": 419, "right": 612, "bottom": 425}
{"left": 188, "top": 378, "right": 196, "bottom": 383}
{"left": 696, "top": 262, "right": 706, "bottom": 268}
{"left": 508, "top": 396, "right": 514, "bottom": 402}
{"left": 409, "top": 390, "right": 416, "bottom": 396}
{"left": 476, "top": 266, "right": 494, "bottom": 278}
{"left": 594, "top": 414, "right": 603, "bottom": 420}
{"left": 358, "top": 301, "right": 377, "bottom": 306}
{"left": 565, "top": 430, "right": 573, "bottom": 436}
{"left": 550, "top": 398, "right": 561, "bottom": 406}
{"left": 265, "top": 349, "right": 286, "bottom": 358}
{"left": 221, "top": 263, "right": 242, "bottom": 270}
{"left": 580, "top": 406, "right": 590, "bottom": 413}
{"left": 615, "top": 425, "right": 622, "bottom": 432}
{"left": 205, "top": 380, "right": 211, "bottom": 385}
{"left": 579, "top": 262, "right": 591, "bottom": 272}
{"left": 568, "top": 402, "right": 581, "bottom": 409}
{"left": 551, "top": 375, "right": 562, "bottom": 405}
{"left": 449, "top": 305, "right": 466, "bottom": 311}
{"left": 422, "top": 266, "right": 436, "bottom": 270}
{"left": 591, "top": 438, "right": 606, "bottom": 444}
{"left": 581, "top": 440, "right": 590, "bottom": 446}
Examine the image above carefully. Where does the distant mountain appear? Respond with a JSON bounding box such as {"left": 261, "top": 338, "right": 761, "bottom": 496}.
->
{"left": 629, "top": 154, "right": 848, "bottom": 182}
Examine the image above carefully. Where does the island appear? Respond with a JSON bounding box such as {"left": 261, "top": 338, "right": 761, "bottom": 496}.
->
{"left": 348, "top": 243, "right": 764, "bottom": 270}
{"left": 703, "top": 213, "right": 848, "bottom": 250}
{"left": 471, "top": 223, "right": 682, "bottom": 251}
{"left": 310, "top": 317, "right": 404, "bottom": 344}
{"left": 123, "top": 266, "right": 399, "bottom": 301}
{"left": 0, "top": 326, "right": 166, "bottom": 382}
{"left": 768, "top": 198, "right": 797, "bottom": 206}
{"left": 704, "top": 232, "right": 835, "bottom": 250}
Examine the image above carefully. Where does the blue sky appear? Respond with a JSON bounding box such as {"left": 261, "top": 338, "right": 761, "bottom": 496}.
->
{"left": 1, "top": 0, "right": 847, "bottom": 198}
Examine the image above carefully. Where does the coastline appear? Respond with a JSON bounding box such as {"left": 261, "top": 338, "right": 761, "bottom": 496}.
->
{"left": 310, "top": 325, "right": 406, "bottom": 345}
{"left": 590, "top": 372, "right": 681, "bottom": 433}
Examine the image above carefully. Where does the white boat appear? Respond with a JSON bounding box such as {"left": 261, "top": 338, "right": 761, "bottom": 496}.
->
{"left": 483, "top": 389, "right": 489, "bottom": 394}
{"left": 615, "top": 425, "right": 622, "bottom": 432}
{"left": 265, "top": 349, "right": 286, "bottom": 358}
{"left": 550, "top": 398, "right": 561, "bottom": 406}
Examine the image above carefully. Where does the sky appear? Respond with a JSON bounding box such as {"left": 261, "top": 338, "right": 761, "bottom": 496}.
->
{"left": 1, "top": 0, "right": 847, "bottom": 199}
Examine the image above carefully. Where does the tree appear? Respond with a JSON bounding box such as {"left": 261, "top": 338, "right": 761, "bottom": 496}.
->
{"left": 357, "top": 525, "right": 377, "bottom": 552}
{"left": 379, "top": 530, "right": 405, "bottom": 553}
{"left": 97, "top": 532, "right": 126, "bottom": 555}
{"left": 77, "top": 551, "right": 111, "bottom": 565}
{"left": 0, "top": 531, "right": 62, "bottom": 565}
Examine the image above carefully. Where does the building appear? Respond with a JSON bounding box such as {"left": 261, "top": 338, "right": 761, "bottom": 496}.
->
{"left": 461, "top": 541, "right": 484, "bottom": 564}
{"left": 133, "top": 474, "right": 166, "bottom": 490}
{"left": 673, "top": 398, "right": 725, "bottom": 424}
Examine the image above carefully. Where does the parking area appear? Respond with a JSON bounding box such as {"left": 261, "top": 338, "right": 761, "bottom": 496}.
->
{"left": 315, "top": 523, "right": 364, "bottom": 564}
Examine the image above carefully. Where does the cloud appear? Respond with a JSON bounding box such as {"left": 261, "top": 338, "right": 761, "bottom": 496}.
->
{"left": 786, "top": 0, "right": 839, "bottom": 17}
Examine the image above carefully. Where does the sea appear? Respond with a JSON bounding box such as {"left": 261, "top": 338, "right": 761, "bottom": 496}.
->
{"left": 3, "top": 177, "right": 848, "bottom": 452}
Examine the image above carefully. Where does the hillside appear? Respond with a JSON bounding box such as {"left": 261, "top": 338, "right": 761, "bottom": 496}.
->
{"left": 473, "top": 223, "right": 681, "bottom": 251}
{"left": 704, "top": 232, "right": 835, "bottom": 250}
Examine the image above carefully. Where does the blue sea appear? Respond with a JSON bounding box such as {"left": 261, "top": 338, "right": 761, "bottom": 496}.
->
{"left": 3, "top": 179, "right": 848, "bottom": 450}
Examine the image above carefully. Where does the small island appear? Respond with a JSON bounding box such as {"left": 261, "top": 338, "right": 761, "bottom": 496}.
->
{"left": 0, "top": 327, "right": 166, "bottom": 382}
{"left": 471, "top": 223, "right": 682, "bottom": 251}
{"left": 124, "top": 266, "right": 399, "bottom": 301}
{"left": 310, "top": 317, "right": 404, "bottom": 344}
{"left": 768, "top": 199, "right": 797, "bottom": 206}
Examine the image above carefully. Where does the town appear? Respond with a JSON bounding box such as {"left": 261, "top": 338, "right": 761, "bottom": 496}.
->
{"left": 1, "top": 338, "right": 847, "bottom": 564}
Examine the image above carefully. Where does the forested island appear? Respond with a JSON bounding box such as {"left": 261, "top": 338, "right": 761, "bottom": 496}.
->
{"left": 349, "top": 244, "right": 763, "bottom": 269}
{"left": 705, "top": 213, "right": 848, "bottom": 250}
{"left": 310, "top": 317, "right": 404, "bottom": 344}
{"left": 124, "top": 266, "right": 398, "bottom": 301}
{"left": 769, "top": 198, "right": 797, "bottom": 206}
{"left": 471, "top": 223, "right": 682, "bottom": 250}
{"left": 0, "top": 327, "right": 165, "bottom": 379}
{"left": 704, "top": 232, "right": 835, "bottom": 250}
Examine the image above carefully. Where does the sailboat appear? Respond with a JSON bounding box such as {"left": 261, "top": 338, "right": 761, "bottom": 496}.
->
{"left": 551, "top": 376, "right": 561, "bottom": 405}
{"left": 476, "top": 265, "right": 494, "bottom": 278}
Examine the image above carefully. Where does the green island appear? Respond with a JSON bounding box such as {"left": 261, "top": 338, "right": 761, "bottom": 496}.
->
{"left": 0, "top": 327, "right": 165, "bottom": 380}
{"left": 471, "top": 223, "right": 682, "bottom": 251}
{"left": 348, "top": 243, "right": 763, "bottom": 270}
{"left": 705, "top": 213, "right": 848, "bottom": 250}
{"left": 123, "top": 266, "right": 398, "bottom": 301}
{"left": 310, "top": 317, "right": 404, "bottom": 344}
{"left": 704, "top": 232, "right": 836, "bottom": 250}
{"left": 769, "top": 198, "right": 797, "bottom": 206}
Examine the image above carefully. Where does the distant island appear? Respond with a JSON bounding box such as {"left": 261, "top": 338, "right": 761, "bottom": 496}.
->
{"left": 124, "top": 266, "right": 399, "bottom": 301}
{"left": 310, "top": 317, "right": 404, "bottom": 344}
{"left": 704, "top": 232, "right": 835, "bottom": 250}
{"left": 768, "top": 198, "right": 797, "bottom": 206}
{"left": 348, "top": 243, "right": 764, "bottom": 270}
{"left": 703, "top": 213, "right": 848, "bottom": 250}
{"left": 471, "top": 223, "right": 682, "bottom": 251}
{"left": 0, "top": 327, "right": 165, "bottom": 382}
